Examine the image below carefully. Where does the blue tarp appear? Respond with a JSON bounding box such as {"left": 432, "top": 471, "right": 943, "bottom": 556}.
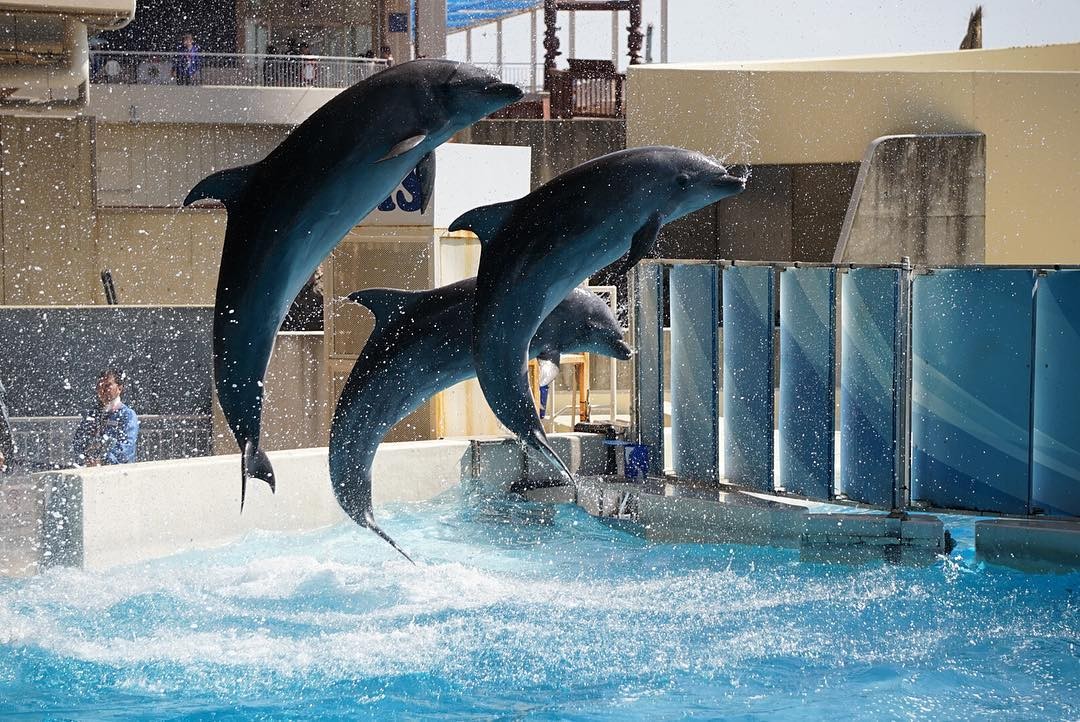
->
{"left": 448, "top": 0, "right": 540, "bottom": 29}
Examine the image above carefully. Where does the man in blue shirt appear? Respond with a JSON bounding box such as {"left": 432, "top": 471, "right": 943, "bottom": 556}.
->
{"left": 73, "top": 368, "right": 139, "bottom": 466}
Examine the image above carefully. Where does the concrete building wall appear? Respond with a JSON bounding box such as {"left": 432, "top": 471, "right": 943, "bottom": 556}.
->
{"left": 627, "top": 43, "right": 1080, "bottom": 264}
{"left": 456, "top": 119, "right": 626, "bottom": 189}
{"left": 95, "top": 121, "right": 287, "bottom": 207}
{"left": 0, "top": 116, "right": 97, "bottom": 304}
{"left": 836, "top": 134, "right": 986, "bottom": 265}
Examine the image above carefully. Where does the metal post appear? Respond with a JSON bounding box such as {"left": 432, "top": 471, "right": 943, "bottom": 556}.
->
{"left": 659, "top": 0, "right": 668, "bottom": 62}
{"left": 542, "top": 0, "right": 559, "bottom": 92}
{"left": 529, "top": 9, "right": 538, "bottom": 92}
{"left": 894, "top": 256, "right": 913, "bottom": 511}
{"left": 1026, "top": 270, "right": 1044, "bottom": 515}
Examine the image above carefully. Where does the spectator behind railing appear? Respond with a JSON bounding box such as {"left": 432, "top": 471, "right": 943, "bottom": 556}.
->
{"left": 299, "top": 41, "right": 318, "bottom": 86}
{"left": 172, "top": 33, "right": 202, "bottom": 85}
{"left": 73, "top": 368, "right": 139, "bottom": 467}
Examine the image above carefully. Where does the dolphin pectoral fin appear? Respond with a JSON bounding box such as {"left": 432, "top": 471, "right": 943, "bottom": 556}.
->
{"left": 184, "top": 163, "right": 258, "bottom": 207}
{"left": 417, "top": 152, "right": 435, "bottom": 214}
{"left": 447, "top": 199, "right": 520, "bottom": 243}
{"left": 608, "top": 211, "right": 664, "bottom": 278}
{"left": 364, "top": 510, "right": 415, "bottom": 564}
{"left": 241, "top": 441, "right": 276, "bottom": 511}
{"left": 378, "top": 134, "right": 428, "bottom": 162}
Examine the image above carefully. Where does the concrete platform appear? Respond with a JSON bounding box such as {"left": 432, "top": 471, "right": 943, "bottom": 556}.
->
{"left": 976, "top": 518, "right": 1080, "bottom": 573}
{"left": 637, "top": 484, "right": 808, "bottom": 547}
{"left": 800, "top": 513, "right": 947, "bottom": 566}
{"left": 1, "top": 433, "right": 608, "bottom": 575}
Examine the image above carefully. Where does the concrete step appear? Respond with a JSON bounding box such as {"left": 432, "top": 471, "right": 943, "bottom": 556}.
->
{"left": 976, "top": 519, "right": 1080, "bottom": 573}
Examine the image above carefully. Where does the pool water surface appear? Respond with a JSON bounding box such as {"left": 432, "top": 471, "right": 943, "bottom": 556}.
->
{"left": 1, "top": 491, "right": 1077, "bottom": 720}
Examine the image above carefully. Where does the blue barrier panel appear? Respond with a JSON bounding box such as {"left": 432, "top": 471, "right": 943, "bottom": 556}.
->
{"left": 633, "top": 264, "right": 666, "bottom": 476}
{"left": 778, "top": 267, "right": 836, "bottom": 499}
{"left": 911, "top": 268, "right": 1034, "bottom": 514}
{"left": 722, "top": 264, "right": 775, "bottom": 491}
{"left": 838, "top": 268, "right": 903, "bottom": 508}
{"left": 670, "top": 264, "right": 721, "bottom": 482}
{"left": 1032, "top": 270, "right": 1080, "bottom": 518}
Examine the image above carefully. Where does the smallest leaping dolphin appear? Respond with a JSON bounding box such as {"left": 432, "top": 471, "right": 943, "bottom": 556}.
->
{"left": 329, "top": 279, "right": 632, "bottom": 561}
{"left": 454, "top": 146, "right": 746, "bottom": 482}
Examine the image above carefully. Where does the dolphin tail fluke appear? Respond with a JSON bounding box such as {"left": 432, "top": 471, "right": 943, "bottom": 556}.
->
{"left": 364, "top": 510, "right": 415, "bottom": 565}
{"left": 240, "top": 441, "right": 276, "bottom": 511}
{"left": 527, "top": 427, "right": 575, "bottom": 485}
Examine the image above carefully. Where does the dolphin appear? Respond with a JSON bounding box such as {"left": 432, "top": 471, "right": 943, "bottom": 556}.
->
{"left": 183, "top": 60, "right": 523, "bottom": 507}
{"left": 450, "top": 146, "right": 747, "bottom": 482}
{"left": 329, "top": 279, "right": 632, "bottom": 561}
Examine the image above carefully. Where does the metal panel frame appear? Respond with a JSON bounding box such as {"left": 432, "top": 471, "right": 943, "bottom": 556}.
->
{"left": 778, "top": 266, "right": 836, "bottom": 499}
{"left": 669, "top": 263, "right": 721, "bottom": 482}
{"left": 631, "top": 263, "right": 666, "bottom": 476}
{"left": 837, "top": 266, "right": 904, "bottom": 508}
{"left": 1030, "top": 269, "right": 1080, "bottom": 517}
{"left": 630, "top": 259, "right": 1080, "bottom": 519}
{"left": 910, "top": 268, "right": 1035, "bottom": 515}
{"left": 722, "top": 263, "right": 776, "bottom": 492}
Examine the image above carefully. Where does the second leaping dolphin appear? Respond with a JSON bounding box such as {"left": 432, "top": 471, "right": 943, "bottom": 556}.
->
{"left": 183, "top": 60, "right": 522, "bottom": 507}
{"left": 451, "top": 146, "right": 746, "bottom": 482}
{"left": 330, "top": 279, "right": 632, "bottom": 561}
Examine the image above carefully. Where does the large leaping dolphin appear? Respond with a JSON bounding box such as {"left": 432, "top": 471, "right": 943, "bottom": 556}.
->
{"left": 451, "top": 146, "right": 746, "bottom": 482}
{"left": 330, "top": 279, "right": 632, "bottom": 561}
{"left": 183, "top": 60, "right": 522, "bottom": 507}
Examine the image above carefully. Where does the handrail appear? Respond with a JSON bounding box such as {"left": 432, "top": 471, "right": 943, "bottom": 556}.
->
{"left": 89, "top": 50, "right": 388, "bottom": 89}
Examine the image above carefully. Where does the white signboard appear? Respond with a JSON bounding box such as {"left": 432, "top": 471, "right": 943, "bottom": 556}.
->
{"left": 362, "top": 143, "right": 531, "bottom": 229}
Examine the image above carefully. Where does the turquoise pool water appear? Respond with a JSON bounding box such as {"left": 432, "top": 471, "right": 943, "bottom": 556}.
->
{"left": 1, "top": 492, "right": 1077, "bottom": 720}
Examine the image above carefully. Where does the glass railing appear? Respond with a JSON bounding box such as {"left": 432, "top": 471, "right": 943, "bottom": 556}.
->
{"left": 89, "top": 50, "right": 388, "bottom": 89}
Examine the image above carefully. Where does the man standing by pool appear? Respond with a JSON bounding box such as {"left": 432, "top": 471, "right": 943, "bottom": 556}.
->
{"left": 73, "top": 368, "right": 139, "bottom": 466}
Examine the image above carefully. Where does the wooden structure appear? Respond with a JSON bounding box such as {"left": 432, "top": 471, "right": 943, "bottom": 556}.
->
{"left": 529, "top": 354, "right": 592, "bottom": 425}
{"left": 543, "top": 0, "right": 641, "bottom": 118}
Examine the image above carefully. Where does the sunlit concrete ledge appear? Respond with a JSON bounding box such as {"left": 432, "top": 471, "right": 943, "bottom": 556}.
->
{"left": 31, "top": 439, "right": 471, "bottom": 571}
{"left": 1, "top": 432, "right": 609, "bottom": 575}
{"left": 976, "top": 519, "right": 1080, "bottom": 573}
{"left": 89, "top": 83, "right": 343, "bottom": 126}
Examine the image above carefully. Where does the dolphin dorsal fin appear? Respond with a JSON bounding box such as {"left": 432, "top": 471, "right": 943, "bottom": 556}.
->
{"left": 447, "top": 199, "right": 519, "bottom": 244}
{"left": 348, "top": 288, "right": 429, "bottom": 329}
{"left": 184, "top": 163, "right": 258, "bottom": 208}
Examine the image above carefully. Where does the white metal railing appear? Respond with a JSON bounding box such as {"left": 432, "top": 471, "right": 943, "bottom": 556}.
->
{"left": 470, "top": 61, "right": 544, "bottom": 93}
{"left": 89, "top": 50, "right": 388, "bottom": 89}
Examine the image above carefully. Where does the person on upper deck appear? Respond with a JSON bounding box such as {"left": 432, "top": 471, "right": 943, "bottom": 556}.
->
{"left": 173, "top": 33, "right": 201, "bottom": 85}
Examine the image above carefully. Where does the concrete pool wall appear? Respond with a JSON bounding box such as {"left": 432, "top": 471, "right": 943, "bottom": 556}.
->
{"left": 0, "top": 432, "right": 608, "bottom": 576}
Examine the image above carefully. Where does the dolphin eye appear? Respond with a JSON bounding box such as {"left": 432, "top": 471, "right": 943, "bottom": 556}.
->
{"left": 676, "top": 173, "right": 690, "bottom": 189}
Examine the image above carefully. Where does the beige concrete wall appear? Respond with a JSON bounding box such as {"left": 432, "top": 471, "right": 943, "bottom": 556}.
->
{"left": 96, "top": 122, "right": 287, "bottom": 207}
{"left": 627, "top": 44, "right": 1080, "bottom": 264}
{"left": 95, "top": 207, "right": 225, "bottom": 304}
{"left": 0, "top": 116, "right": 98, "bottom": 304}
{"left": 665, "top": 43, "right": 1080, "bottom": 72}
{"left": 88, "top": 83, "right": 343, "bottom": 126}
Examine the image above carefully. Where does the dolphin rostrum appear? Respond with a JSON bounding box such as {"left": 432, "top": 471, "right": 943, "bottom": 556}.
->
{"left": 329, "top": 279, "right": 632, "bottom": 561}
{"left": 183, "top": 60, "right": 522, "bottom": 507}
{"left": 451, "top": 146, "right": 746, "bottom": 482}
